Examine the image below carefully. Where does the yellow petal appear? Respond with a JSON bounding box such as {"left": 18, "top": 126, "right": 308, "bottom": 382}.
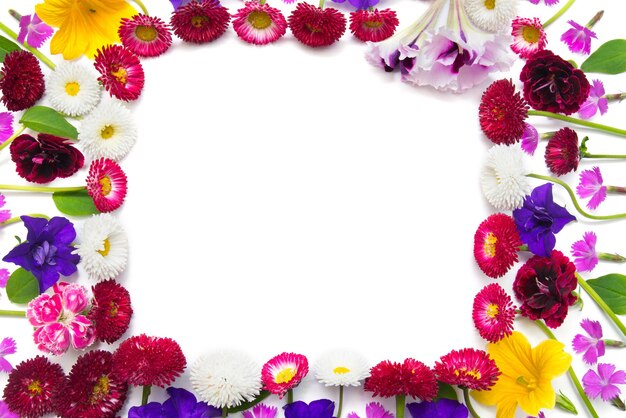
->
{"left": 518, "top": 381, "right": 555, "bottom": 416}
{"left": 495, "top": 400, "right": 518, "bottom": 418}
{"left": 488, "top": 332, "right": 535, "bottom": 379}
{"left": 532, "top": 339, "right": 572, "bottom": 380}
{"left": 35, "top": 0, "right": 75, "bottom": 27}
{"left": 49, "top": 11, "right": 90, "bottom": 59}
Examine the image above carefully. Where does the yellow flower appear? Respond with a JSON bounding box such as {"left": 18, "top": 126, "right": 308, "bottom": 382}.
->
{"left": 472, "top": 331, "right": 571, "bottom": 418}
{"left": 35, "top": 0, "right": 137, "bottom": 60}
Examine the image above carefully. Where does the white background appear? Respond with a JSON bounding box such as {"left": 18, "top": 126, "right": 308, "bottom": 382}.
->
{"left": 1, "top": 0, "right": 625, "bottom": 416}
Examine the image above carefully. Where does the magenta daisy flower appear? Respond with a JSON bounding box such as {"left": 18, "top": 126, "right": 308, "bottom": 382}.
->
{"left": 349, "top": 9, "right": 398, "bottom": 43}
{"left": 572, "top": 319, "right": 605, "bottom": 365}
{"left": 479, "top": 79, "right": 529, "bottom": 145}
{"left": 579, "top": 80, "right": 608, "bottom": 120}
{"left": 288, "top": 3, "right": 346, "bottom": 47}
{"left": 170, "top": 0, "right": 231, "bottom": 44}
{"left": 583, "top": 363, "right": 626, "bottom": 402}
{"left": 232, "top": 2, "right": 287, "bottom": 45}
{"left": 473, "top": 213, "right": 522, "bottom": 278}
{"left": 119, "top": 14, "right": 173, "bottom": 58}
{"left": 86, "top": 158, "right": 128, "bottom": 213}
{"left": 576, "top": 166, "right": 607, "bottom": 210}
{"left": 571, "top": 231, "right": 599, "bottom": 273}
{"left": 472, "top": 284, "right": 516, "bottom": 343}
{"left": 261, "top": 353, "right": 309, "bottom": 398}
{"left": 544, "top": 127, "right": 579, "bottom": 176}
{"left": 94, "top": 45, "right": 144, "bottom": 101}
{"left": 520, "top": 123, "right": 539, "bottom": 155}
{"left": 511, "top": 17, "right": 547, "bottom": 59}
{"left": 434, "top": 348, "right": 500, "bottom": 391}
{"left": 561, "top": 20, "right": 596, "bottom": 55}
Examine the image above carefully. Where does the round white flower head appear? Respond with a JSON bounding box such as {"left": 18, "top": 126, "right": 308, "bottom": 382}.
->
{"left": 481, "top": 144, "right": 530, "bottom": 211}
{"left": 464, "top": 0, "right": 518, "bottom": 32}
{"left": 75, "top": 213, "right": 128, "bottom": 281}
{"left": 46, "top": 61, "right": 101, "bottom": 117}
{"left": 314, "top": 350, "right": 370, "bottom": 387}
{"left": 79, "top": 99, "right": 137, "bottom": 161}
{"left": 191, "top": 351, "right": 262, "bottom": 408}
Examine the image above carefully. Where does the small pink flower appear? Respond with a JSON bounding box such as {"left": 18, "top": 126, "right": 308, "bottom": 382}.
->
{"left": 572, "top": 318, "right": 604, "bottom": 365}
{"left": 576, "top": 166, "right": 607, "bottom": 210}
{"left": 520, "top": 123, "right": 539, "bottom": 155}
{"left": 528, "top": 0, "right": 559, "bottom": 5}
{"left": 0, "top": 337, "right": 17, "bottom": 372}
{"left": 511, "top": 17, "right": 547, "bottom": 59}
{"left": 17, "top": 14, "right": 54, "bottom": 49}
{"left": 0, "top": 268, "right": 9, "bottom": 288}
{"left": 578, "top": 80, "right": 608, "bottom": 120}
{"left": 0, "top": 112, "right": 13, "bottom": 144}
{"left": 583, "top": 363, "right": 626, "bottom": 402}
{"left": 561, "top": 20, "right": 596, "bottom": 55}
{"left": 571, "top": 231, "right": 598, "bottom": 273}
{"left": 261, "top": 353, "right": 309, "bottom": 397}
{"left": 0, "top": 193, "right": 11, "bottom": 224}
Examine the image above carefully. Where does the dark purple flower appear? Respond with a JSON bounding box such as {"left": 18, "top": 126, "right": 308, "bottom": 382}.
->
{"left": 513, "top": 183, "right": 577, "bottom": 257}
{"left": 572, "top": 318, "right": 604, "bottom": 365}
{"left": 169, "top": 0, "right": 194, "bottom": 9}
{"left": 284, "top": 400, "right": 335, "bottom": 418}
{"left": 583, "top": 363, "right": 626, "bottom": 401}
{"left": 128, "top": 402, "right": 163, "bottom": 418}
{"left": 2, "top": 216, "right": 80, "bottom": 292}
{"left": 571, "top": 231, "right": 599, "bottom": 272}
{"left": 578, "top": 80, "right": 608, "bottom": 120}
{"left": 561, "top": 20, "right": 597, "bottom": 55}
{"left": 162, "top": 387, "right": 221, "bottom": 417}
{"left": 407, "top": 399, "right": 469, "bottom": 418}
{"left": 331, "top": 0, "right": 379, "bottom": 10}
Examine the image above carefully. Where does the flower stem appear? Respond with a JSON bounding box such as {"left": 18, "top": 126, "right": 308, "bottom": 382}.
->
{"left": 611, "top": 397, "right": 626, "bottom": 411}
{"left": 577, "top": 273, "right": 626, "bottom": 338}
{"left": 605, "top": 93, "right": 626, "bottom": 102}
{"left": 527, "top": 110, "right": 626, "bottom": 138}
{"left": 336, "top": 386, "right": 344, "bottom": 418}
{"left": 583, "top": 153, "right": 626, "bottom": 159}
{"left": 543, "top": 0, "right": 577, "bottom": 29}
{"left": 586, "top": 10, "right": 604, "bottom": 29}
{"left": 597, "top": 252, "right": 626, "bottom": 263}
{"left": 1, "top": 214, "right": 50, "bottom": 226}
{"left": 0, "top": 309, "right": 26, "bottom": 317}
{"left": 526, "top": 173, "right": 626, "bottom": 220}
{"left": 395, "top": 394, "right": 405, "bottom": 418}
{"left": 607, "top": 186, "right": 626, "bottom": 194}
{"left": 222, "top": 407, "right": 228, "bottom": 418}
{"left": 534, "top": 320, "right": 600, "bottom": 418}
{"left": 141, "top": 385, "right": 151, "bottom": 405}
{"left": 0, "top": 125, "right": 26, "bottom": 153}
{"left": 318, "top": 0, "right": 325, "bottom": 9}
{"left": 8, "top": 10, "right": 22, "bottom": 22}
{"left": 0, "top": 21, "right": 56, "bottom": 70}
{"left": 604, "top": 339, "right": 626, "bottom": 348}
{"left": 132, "top": 0, "right": 150, "bottom": 15}
{"left": 462, "top": 387, "right": 481, "bottom": 418}
{"left": 0, "top": 184, "right": 86, "bottom": 193}
{"left": 287, "top": 389, "right": 293, "bottom": 405}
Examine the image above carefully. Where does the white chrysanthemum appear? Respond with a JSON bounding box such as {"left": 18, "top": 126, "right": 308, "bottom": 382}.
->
{"left": 79, "top": 100, "right": 137, "bottom": 161}
{"left": 46, "top": 61, "right": 101, "bottom": 117}
{"left": 314, "top": 350, "right": 370, "bottom": 387}
{"left": 464, "top": 0, "right": 518, "bottom": 32}
{"left": 191, "top": 352, "right": 262, "bottom": 408}
{"left": 75, "top": 213, "right": 128, "bottom": 281}
{"left": 481, "top": 144, "right": 530, "bottom": 211}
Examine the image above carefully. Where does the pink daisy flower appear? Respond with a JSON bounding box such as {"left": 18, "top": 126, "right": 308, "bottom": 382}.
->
{"left": 571, "top": 231, "right": 599, "bottom": 272}
{"left": 511, "top": 17, "right": 547, "bottom": 59}
{"left": 434, "top": 348, "right": 500, "bottom": 391}
{"left": 349, "top": 9, "right": 398, "bottom": 43}
{"left": 170, "top": 0, "right": 231, "bottom": 44}
{"left": 232, "top": 2, "right": 287, "bottom": 45}
{"left": 288, "top": 3, "right": 346, "bottom": 48}
{"left": 119, "top": 14, "right": 173, "bottom": 58}
{"left": 473, "top": 213, "right": 522, "bottom": 279}
{"left": 576, "top": 166, "right": 607, "bottom": 210}
{"left": 94, "top": 45, "right": 145, "bottom": 101}
{"left": 261, "top": 353, "right": 309, "bottom": 398}
{"left": 472, "top": 283, "right": 516, "bottom": 343}
{"left": 86, "top": 158, "right": 128, "bottom": 213}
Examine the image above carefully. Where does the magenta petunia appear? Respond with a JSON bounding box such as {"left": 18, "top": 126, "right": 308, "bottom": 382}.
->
{"left": 572, "top": 318, "right": 604, "bottom": 365}
{"left": 571, "top": 231, "right": 599, "bottom": 273}
{"left": 0, "top": 112, "right": 13, "bottom": 144}
{"left": 583, "top": 363, "right": 626, "bottom": 402}
{"left": 561, "top": 20, "right": 596, "bottom": 55}
{"left": 0, "top": 337, "right": 17, "bottom": 373}
{"left": 520, "top": 123, "right": 539, "bottom": 155}
{"left": 17, "top": 13, "right": 54, "bottom": 49}
{"left": 576, "top": 166, "right": 607, "bottom": 210}
{"left": 578, "top": 80, "right": 608, "bottom": 120}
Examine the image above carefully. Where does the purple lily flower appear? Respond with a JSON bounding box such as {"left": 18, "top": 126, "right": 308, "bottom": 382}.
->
{"left": 0, "top": 112, "right": 13, "bottom": 144}
{"left": 576, "top": 167, "right": 607, "bottom": 210}
{"left": 17, "top": 14, "right": 54, "bottom": 49}
{"left": 571, "top": 232, "right": 599, "bottom": 272}
{"left": 0, "top": 337, "right": 17, "bottom": 373}
{"left": 284, "top": 400, "right": 335, "bottom": 418}
{"left": 572, "top": 319, "right": 605, "bottom": 364}
{"left": 521, "top": 123, "right": 540, "bottom": 155}
{"left": 578, "top": 80, "right": 608, "bottom": 120}
{"left": 407, "top": 399, "right": 469, "bottom": 418}
{"left": 583, "top": 363, "right": 626, "bottom": 402}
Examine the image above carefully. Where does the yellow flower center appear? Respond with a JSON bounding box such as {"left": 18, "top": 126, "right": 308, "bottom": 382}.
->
{"left": 100, "top": 125, "right": 115, "bottom": 140}
{"left": 98, "top": 238, "right": 111, "bottom": 256}
{"left": 248, "top": 11, "right": 272, "bottom": 30}
{"left": 522, "top": 26, "right": 540, "bottom": 44}
{"left": 135, "top": 25, "right": 158, "bottom": 42}
{"left": 90, "top": 375, "right": 110, "bottom": 404}
{"left": 363, "top": 19, "right": 383, "bottom": 29}
{"left": 100, "top": 176, "right": 112, "bottom": 196}
{"left": 516, "top": 375, "right": 538, "bottom": 390}
{"left": 108, "top": 301, "right": 119, "bottom": 317}
{"left": 455, "top": 367, "right": 482, "bottom": 380}
{"left": 28, "top": 380, "right": 42, "bottom": 395}
{"left": 275, "top": 367, "right": 296, "bottom": 384}
{"left": 333, "top": 366, "right": 350, "bottom": 375}
{"left": 486, "top": 303, "right": 499, "bottom": 318}
{"left": 484, "top": 0, "right": 496, "bottom": 10}
{"left": 305, "top": 23, "right": 322, "bottom": 33}
{"left": 111, "top": 66, "right": 128, "bottom": 85}
{"left": 191, "top": 15, "right": 209, "bottom": 28}
{"left": 483, "top": 232, "right": 497, "bottom": 258}
{"left": 65, "top": 81, "right": 81, "bottom": 96}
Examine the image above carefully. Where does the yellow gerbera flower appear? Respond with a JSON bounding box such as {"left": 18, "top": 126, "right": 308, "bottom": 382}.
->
{"left": 35, "top": 0, "right": 137, "bottom": 60}
{"left": 472, "top": 331, "right": 571, "bottom": 418}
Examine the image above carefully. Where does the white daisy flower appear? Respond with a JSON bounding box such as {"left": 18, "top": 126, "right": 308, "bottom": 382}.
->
{"left": 75, "top": 213, "right": 128, "bottom": 281}
{"left": 481, "top": 144, "right": 530, "bottom": 211}
{"left": 79, "top": 100, "right": 137, "bottom": 161}
{"left": 46, "top": 61, "right": 101, "bottom": 117}
{"left": 314, "top": 350, "right": 370, "bottom": 387}
{"left": 191, "top": 351, "right": 262, "bottom": 408}
{"left": 464, "top": 0, "right": 518, "bottom": 33}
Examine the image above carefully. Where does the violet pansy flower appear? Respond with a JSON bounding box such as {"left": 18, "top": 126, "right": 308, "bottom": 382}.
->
{"left": 520, "top": 123, "right": 539, "bottom": 155}
{"left": 16, "top": 14, "right": 54, "bottom": 49}
{"left": 407, "top": 399, "right": 469, "bottom": 418}
{"left": 583, "top": 363, "right": 626, "bottom": 402}
{"left": 572, "top": 319, "right": 605, "bottom": 365}
{"left": 0, "top": 112, "right": 13, "bottom": 144}
{"left": 284, "top": 400, "right": 335, "bottom": 418}
{"left": 561, "top": 20, "right": 597, "bottom": 55}
{"left": 576, "top": 167, "right": 607, "bottom": 210}
{"left": 571, "top": 231, "right": 599, "bottom": 272}
{"left": 578, "top": 80, "right": 608, "bottom": 120}
{"left": 0, "top": 337, "right": 17, "bottom": 373}
{"left": 128, "top": 402, "right": 162, "bottom": 418}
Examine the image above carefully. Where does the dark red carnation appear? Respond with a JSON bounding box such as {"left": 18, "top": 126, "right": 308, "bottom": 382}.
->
{"left": 520, "top": 50, "right": 590, "bottom": 115}
{"left": 479, "top": 79, "right": 529, "bottom": 144}
{"left": 3, "top": 356, "right": 65, "bottom": 418}
{"left": 545, "top": 127, "right": 579, "bottom": 176}
{"left": 349, "top": 9, "right": 398, "bottom": 42}
{"left": 513, "top": 250, "right": 578, "bottom": 328}
{"left": 434, "top": 348, "right": 500, "bottom": 391}
{"left": 364, "top": 358, "right": 438, "bottom": 400}
{"left": 89, "top": 280, "right": 133, "bottom": 344}
{"left": 10, "top": 133, "right": 84, "bottom": 184}
{"left": 288, "top": 3, "right": 346, "bottom": 47}
{"left": 170, "top": 0, "right": 230, "bottom": 44}
{"left": 473, "top": 213, "right": 522, "bottom": 278}
{"left": 55, "top": 350, "right": 128, "bottom": 418}
{"left": 0, "top": 50, "right": 45, "bottom": 111}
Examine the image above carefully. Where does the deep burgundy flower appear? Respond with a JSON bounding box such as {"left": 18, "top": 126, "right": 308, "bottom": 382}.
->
{"left": 349, "top": 9, "right": 398, "bottom": 42}
{"left": 520, "top": 50, "right": 590, "bottom": 115}
{"left": 513, "top": 250, "right": 578, "bottom": 328}
{"left": 0, "top": 50, "right": 45, "bottom": 111}
{"left": 545, "top": 127, "right": 580, "bottom": 176}
{"left": 434, "top": 348, "right": 500, "bottom": 391}
{"left": 364, "top": 359, "right": 438, "bottom": 401}
{"left": 479, "top": 79, "right": 529, "bottom": 144}
{"left": 9, "top": 134, "right": 84, "bottom": 184}
{"left": 88, "top": 280, "right": 133, "bottom": 344}
{"left": 55, "top": 350, "right": 128, "bottom": 418}
{"left": 3, "top": 356, "right": 65, "bottom": 418}
{"left": 288, "top": 3, "right": 346, "bottom": 47}
{"left": 170, "top": 0, "right": 230, "bottom": 44}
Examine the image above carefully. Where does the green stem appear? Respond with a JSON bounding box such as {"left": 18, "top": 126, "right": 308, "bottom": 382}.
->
{"left": 318, "top": 0, "right": 325, "bottom": 9}
{"left": 611, "top": 397, "right": 626, "bottom": 411}
{"left": 0, "top": 126, "right": 26, "bottom": 152}
{"left": 604, "top": 93, "right": 626, "bottom": 102}
{"left": 0, "top": 309, "right": 26, "bottom": 317}
{"left": 527, "top": 173, "right": 626, "bottom": 220}
{"left": 577, "top": 273, "right": 626, "bottom": 338}
{"left": 0, "top": 21, "right": 56, "bottom": 70}
{"left": 534, "top": 320, "right": 600, "bottom": 418}
{"left": 586, "top": 10, "right": 603, "bottom": 29}
{"left": 222, "top": 407, "right": 228, "bottom": 418}
{"left": 607, "top": 186, "right": 626, "bottom": 194}
{"left": 583, "top": 153, "right": 626, "bottom": 159}
{"left": 0, "top": 184, "right": 85, "bottom": 193}
{"left": 462, "top": 388, "right": 481, "bottom": 418}
{"left": 132, "top": 0, "right": 149, "bottom": 15}
{"left": 336, "top": 386, "right": 344, "bottom": 418}
{"left": 604, "top": 339, "right": 626, "bottom": 348}
{"left": 141, "top": 385, "right": 151, "bottom": 405}
{"left": 518, "top": 244, "right": 530, "bottom": 252}
{"left": 528, "top": 110, "right": 626, "bottom": 138}
{"left": 8, "top": 10, "right": 22, "bottom": 22}
{"left": 597, "top": 252, "right": 626, "bottom": 263}
{"left": 1, "top": 214, "right": 50, "bottom": 226}
{"left": 287, "top": 389, "right": 293, "bottom": 405}
{"left": 395, "top": 394, "right": 405, "bottom": 418}
{"left": 543, "top": 0, "right": 577, "bottom": 29}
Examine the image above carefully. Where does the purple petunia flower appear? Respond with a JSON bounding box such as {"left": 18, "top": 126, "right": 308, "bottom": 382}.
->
{"left": 572, "top": 318, "right": 605, "bottom": 365}
{"left": 576, "top": 167, "right": 607, "bottom": 210}
{"left": 579, "top": 80, "right": 609, "bottom": 120}
{"left": 407, "top": 399, "right": 469, "bottom": 418}
{"left": 583, "top": 363, "right": 626, "bottom": 402}
{"left": 2, "top": 216, "right": 80, "bottom": 293}
{"left": 561, "top": 20, "right": 597, "bottom": 55}
{"left": 0, "top": 269, "right": 8, "bottom": 288}
{"left": 244, "top": 404, "right": 278, "bottom": 418}
{"left": 348, "top": 403, "right": 393, "bottom": 418}
{"left": 284, "top": 400, "right": 335, "bottom": 418}
{"left": 512, "top": 183, "right": 577, "bottom": 257}
{"left": 16, "top": 14, "right": 54, "bottom": 49}
{"left": 520, "top": 123, "right": 539, "bottom": 155}
{"left": 0, "top": 112, "right": 13, "bottom": 144}
{"left": 0, "top": 337, "right": 17, "bottom": 373}
{"left": 0, "top": 194, "right": 11, "bottom": 224}
{"left": 571, "top": 231, "right": 599, "bottom": 272}
{"left": 528, "top": 0, "right": 560, "bottom": 5}
{"left": 129, "top": 388, "right": 221, "bottom": 418}
{"left": 0, "top": 401, "right": 19, "bottom": 418}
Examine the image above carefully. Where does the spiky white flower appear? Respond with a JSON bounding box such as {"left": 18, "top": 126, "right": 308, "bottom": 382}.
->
{"left": 75, "top": 213, "right": 128, "bottom": 281}
{"left": 314, "top": 350, "right": 370, "bottom": 387}
{"left": 481, "top": 144, "right": 530, "bottom": 210}
{"left": 79, "top": 100, "right": 137, "bottom": 161}
{"left": 464, "top": 0, "right": 518, "bottom": 32}
{"left": 46, "top": 61, "right": 101, "bottom": 117}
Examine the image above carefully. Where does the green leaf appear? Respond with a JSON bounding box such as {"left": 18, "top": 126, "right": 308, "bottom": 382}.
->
{"left": 20, "top": 106, "right": 79, "bottom": 139}
{"left": 0, "top": 35, "right": 21, "bottom": 63}
{"left": 587, "top": 274, "right": 626, "bottom": 315}
{"left": 435, "top": 382, "right": 458, "bottom": 401}
{"left": 581, "top": 39, "right": 626, "bottom": 74}
{"left": 6, "top": 268, "right": 40, "bottom": 304}
{"left": 53, "top": 189, "right": 100, "bottom": 216}
{"left": 228, "top": 391, "right": 271, "bottom": 413}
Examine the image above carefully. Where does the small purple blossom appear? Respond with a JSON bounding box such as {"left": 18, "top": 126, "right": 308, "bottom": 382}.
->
{"left": 561, "top": 20, "right": 597, "bottom": 55}
{"left": 0, "top": 194, "right": 10, "bottom": 224}
{"left": 0, "top": 337, "right": 17, "bottom": 373}
{"left": 528, "top": 0, "right": 560, "bottom": 5}
{"left": 521, "top": 123, "right": 539, "bottom": 155}
{"left": 0, "top": 112, "right": 13, "bottom": 144}
{"left": 284, "top": 400, "right": 335, "bottom": 418}
{"left": 527, "top": 413, "right": 546, "bottom": 418}
{"left": 129, "top": 387, "right": 221, "bottom": 418}
{"left": 407, "top": 399, "right": 469, "bottom": 418}
{"left": 0, "top": 269, "right": 8, "bottom": 288}
{"left": 576, "top": 167, "right": 607, "bottom": 210}
{"left": 16, "top": 14, "right": 54, "bottom": 49}
{"left": 244, "top": 404, "right": 278, "bottom": 418}
{"left": 571, "top": 231, "right": 599, "bottom": 272}
{"left": 583, "top": 363, "right": 626, "bottom": 402}
{"left": 0, "top": 401, "right": 19, "bottom": 418}
{"left": 572, "top": 318, "right": 604, "bottom": 364}
{"left": 578, "top": 80, "right": 609, "bottom": 120}
{"left": 348, "top": 403, "right": 393, "bottom": 418}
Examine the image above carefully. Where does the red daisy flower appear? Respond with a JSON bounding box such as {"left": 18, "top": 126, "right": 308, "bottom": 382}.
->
{"left": 119, "top": 14, "right": 173, "bottom": 58}
{"left": 112, "top": 334, "right": 186, "bottom": 387}
{"left": 434, "top": 348, "right": 500, "bottom": 391}
{"left": 479, "top": 79, "right": 530, "bottom": 145}
{"left": 349, "top": 9, "right": 398, "bottom": 43}
{"left": 88, "top": 280, "right": 133, "bottom": 344}
{"left": 261, "top": 352, "right": 308, "bottom": 398}
{"left": 94, "top": 45, "right": 144, "bottom": 101}
{"left": 545, "top": 127, "right": 580, "bottom": 176}
{"left": 472, "top": 283, "right": 517, "bottom": 343}
{"left": 232, "top": 2, "right": 287, "bottom": 45}
{"left": 86, "top": 158, "right": 128, "bottom": 213}
{"left": 170, "top": 0, "right": 231, "bottom": 44}
{"left": 0, "top": 50, "right": 45, "bottom": 111}
{"left": 473, "top": 213, "right": 522, "bottom": 278}
{"left": 364, "top": 359, "right": 438, "bottom": 401}
{"left": 3, "top": 356, "right": 65, "bottom": 418}
{"left": 288, "top": 3, "right": 346, "bottom": 47}
{"left": 55, "top": 350, "right": 128, "bottom": 418}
